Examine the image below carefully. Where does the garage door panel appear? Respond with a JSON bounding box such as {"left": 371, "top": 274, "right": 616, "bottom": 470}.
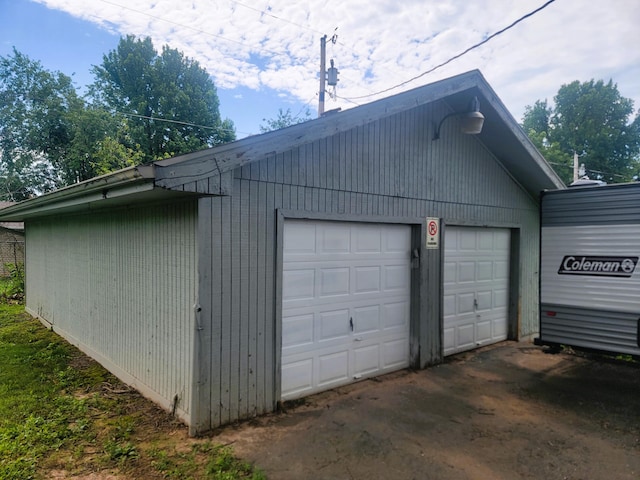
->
{"left": 320, "top": 224, "right": 350, "bottom": 253}
{"left": 282, "top": 313, "right": 314, "bottom": 348}
{"left": 383, "top": 338, "right": 409, "bottom": 368}
{"left": 382, "top": 301, "right": 409, "bottom": 329}
{"left": 354, "top": 225, "right": 382, "bottom": 253}
{"left": 282, "top": 269, "right": 315, "bottom": 300}
{"left": 443, "top": 262, "right": 456, "bottom": 284}
{"left": 282, "top": 220, "right": 411, "bottom": 400}
{"left": 353, "top": 305, "right": 380, "bottom": 333}
{"left": 319, "top": 267, "right": 350, "bottom": 297}
{"left": 281, "top": 359, "right": 313, "bottom": 398}
{"left": 477, "top": 261, "right": 493, "bottom": 281}
{"left": 477, "top": 320, "right": 492, "bottom": 342}
{"left": 495, "top": 261, "right": 509, "bottom": 279}
{"left": 457, "top": 324, "right": 475, "bottom": 347}
{"left": 458, "top": 293, "right": 475, "bottom": 314}
{"left": 353, "top": 344, "right": 380, "bottom": 376}
{"left": 354, "top": 266, "right": 381, "bottom": 293}
{"left": 443, "top": 294, "right": 455, "bottom": 316}
{"left": 318, "top": 351, "right": 350, "bottom": 387}
{"left": 284, "top": 222, "right": 317, "bottom": 253}
{"left": 319, "top": 309, "right": 351, "bottom": 341}
{"left": 384, "top": 264, "right": 410, "bottom": 291}
{"left": 476, "top": 290, "right": 493, "bottom": 311}
{"left": 478, "top": 231, "right": 494, "bottom": 250}
{"left": 458, "top": 262, "right": 476, "bottom": 282}
{"left": 493, "top": 317, "right": 508, "bottom": 337}
{"left": 444, "top": 226, "right": 510, "bottom": 356}
{"left": 384, "top": 227, "right": 411, "bottom": 252}
{"left": 494, "top": 289, "right": 508, "bottom": 308}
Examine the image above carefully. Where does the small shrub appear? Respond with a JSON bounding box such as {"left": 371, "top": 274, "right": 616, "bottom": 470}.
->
{"left": 3, "top": 262, "right": 25, "bottom": 301}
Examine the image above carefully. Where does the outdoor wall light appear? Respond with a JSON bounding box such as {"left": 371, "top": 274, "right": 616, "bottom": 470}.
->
{"left": 432, "top": 96, "right": 485, "bottom": 140}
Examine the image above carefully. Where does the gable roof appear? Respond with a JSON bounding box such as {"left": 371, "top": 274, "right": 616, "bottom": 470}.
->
{"left": 0, "top": 70, "right": 564, "bottom": 221}
{"left": 153, "top": 69, "right": 564, "bottom": 196}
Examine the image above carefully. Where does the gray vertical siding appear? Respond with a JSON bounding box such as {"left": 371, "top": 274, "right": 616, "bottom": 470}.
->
{"left": 26, "top": 201, "right": 197, "bottom": 425}
{"left": 194, "top": 101, "right": 540, "bottom": 432}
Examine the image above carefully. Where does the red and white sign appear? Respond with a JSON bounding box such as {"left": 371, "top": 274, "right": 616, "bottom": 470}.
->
{"left": 426, "top": 217, "right": 440, "bottom": 249}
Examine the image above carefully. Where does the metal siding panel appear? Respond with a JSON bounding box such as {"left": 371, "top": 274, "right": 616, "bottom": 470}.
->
{"left": 542, "top": 184, "right": 640, "bottom": 226}
{"left": 239, "top": 179, "right": 251, "bottom": 418}
{"left": 228, "top": 180, "right": 242, "bottom": 421}
{"left": 25, "top": 202, "right": 197, "bottom": 422}
{"left": 248, "top": 180, "right": 259, "bottom": 416}
{"left": 264, "top": 181, "right": 277, "bottom": 411}
{"left": 196, "top": 198, "right": 214, "bottom": 431}
{"left": 219, "top": 194, "right": 233, "bottom": 424}
{"left": 540, "top": 304, "right": 640, "bottom": 356}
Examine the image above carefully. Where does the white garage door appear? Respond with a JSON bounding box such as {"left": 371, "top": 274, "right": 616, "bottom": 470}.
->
{"left": 443, "top": 226, "right": 510, "bottom": 356}
{"left": 281, "top": 220, "right": 411, "bottom": 401}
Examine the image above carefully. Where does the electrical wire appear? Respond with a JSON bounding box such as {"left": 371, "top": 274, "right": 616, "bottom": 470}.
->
{"left": 115, "top": 111, "right": 250, "bottom": 137}
{"left": 341, "top": 0, "right": 558, "bottom": 101}
{"left": 230, "top": 0, "right": 327, "bottom": 38}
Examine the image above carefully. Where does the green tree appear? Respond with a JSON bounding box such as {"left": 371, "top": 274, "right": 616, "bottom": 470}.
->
{"left": 90, "top": 35, "right": 235, "bottom": 161}
{"left": 0, "top": 48, "right": 74, "bottom": 199}
{"left": 0, "top": 49, "right": 141, "bottom": 199}
{"left": 522, "top": 79, "right": 640, "bottom": 184}
{"left": 259, "top": 107, "right": 311, "bottom": 133}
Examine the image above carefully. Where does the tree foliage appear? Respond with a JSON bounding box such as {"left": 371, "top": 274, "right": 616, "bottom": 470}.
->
{"left": 90, "top": 35, "right": 235, "bottom": 161}
{"left": 259, "top": 107, "right": 311, "bottom": 133}
{"left": 522, "top": 79, "right": 640, "bottom": 184}
{"left": 0, "top": 37, "right": 236, "bottom": 201}
{"left": 0, "top": 48, "right": 73, "bottom": 199}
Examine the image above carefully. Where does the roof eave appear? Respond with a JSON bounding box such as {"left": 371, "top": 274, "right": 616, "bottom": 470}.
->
{"left": 0, "top": 165, "right": 157, "bottom": 221}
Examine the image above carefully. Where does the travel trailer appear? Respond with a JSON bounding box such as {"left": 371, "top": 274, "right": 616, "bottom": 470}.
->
{"left": 538, "top": 182, "right": 640, "bottom": 357}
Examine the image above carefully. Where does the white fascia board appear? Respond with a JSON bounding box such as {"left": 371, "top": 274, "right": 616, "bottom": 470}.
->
{"left": 0, "top": 165, "right": 156, "bottom": 221}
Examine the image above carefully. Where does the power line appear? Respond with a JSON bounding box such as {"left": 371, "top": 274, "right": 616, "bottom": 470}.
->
{"left": 117, "top": 111, "right": 219, "bottom": 131}
{"left": 230, "top": 0, "right": 327, "bottom": 38}
{"left": 116, "top": 111, "right": 246, "bottom": 136}
{"left": 342, "top": 0, "right": 558, "bottom": 101}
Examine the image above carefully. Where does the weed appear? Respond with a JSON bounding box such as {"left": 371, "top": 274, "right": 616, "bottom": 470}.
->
{"left": 205, "top": 445, "right": 266, "bottom": 480}
{"left": 104, "top": 440, "right": 139, "bottom": 462}
{"left": 1, "top": 262, "right": 24, "bottom": 301}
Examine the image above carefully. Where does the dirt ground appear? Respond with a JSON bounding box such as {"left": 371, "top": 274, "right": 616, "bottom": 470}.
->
{"left": 214, "top": 342, "right": 640, "bottom": 480}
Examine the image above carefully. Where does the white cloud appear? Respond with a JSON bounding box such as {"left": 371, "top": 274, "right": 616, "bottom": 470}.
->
{"left": 33, "top": 0, "right": 640, "bottom": 122}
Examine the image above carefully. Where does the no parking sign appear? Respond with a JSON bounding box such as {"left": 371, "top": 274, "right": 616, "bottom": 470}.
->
{"left": 426, "top": 217, "right": 440, "bottom": 249}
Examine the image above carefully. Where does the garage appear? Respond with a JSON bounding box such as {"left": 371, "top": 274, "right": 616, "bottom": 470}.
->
{"left": 2, "top": 70, "right": 566, "bottom": 433}
{"left": 443, "top": 226, "right": 510, "bottom": 355}
{"left": 281, "top": 220, "right": 412, "bottom": 400}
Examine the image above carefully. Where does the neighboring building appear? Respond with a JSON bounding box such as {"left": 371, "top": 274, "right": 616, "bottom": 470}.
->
{"left": 0, "top": 70, "right": 564, "bottom": 435}
{"left": 0, "top": 202, "right": 25, "bottom": 277}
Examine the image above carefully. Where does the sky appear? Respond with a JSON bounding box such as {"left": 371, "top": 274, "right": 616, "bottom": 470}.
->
{"left": 0, "top": 0, "right": 639, "bottom": 139}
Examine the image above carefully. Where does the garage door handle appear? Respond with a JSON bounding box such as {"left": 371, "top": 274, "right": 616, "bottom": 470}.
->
{"left": 350, "top": 317, "right": 354, "bottom": 331}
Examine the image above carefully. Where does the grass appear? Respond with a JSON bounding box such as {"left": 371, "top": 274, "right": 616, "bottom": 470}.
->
{"left": 0, "top": 301, "right": 265, "bottom": 480}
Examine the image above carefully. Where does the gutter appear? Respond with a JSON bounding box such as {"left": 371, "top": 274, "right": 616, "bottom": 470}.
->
{"left": 0, "top": 165, "right": 156, "bottom": 221}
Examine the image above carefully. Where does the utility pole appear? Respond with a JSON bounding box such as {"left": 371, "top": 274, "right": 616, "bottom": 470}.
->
{"left": 318, "top": 35, "right": 327, "bottom": 117}
{"left": 573, "top": 151, "right": 579, "bottom": 182}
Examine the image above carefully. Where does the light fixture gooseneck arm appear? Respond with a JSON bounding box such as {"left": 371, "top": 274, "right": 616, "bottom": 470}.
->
{"left": 432, "top": 112, "right": 459, "bottom": 141}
